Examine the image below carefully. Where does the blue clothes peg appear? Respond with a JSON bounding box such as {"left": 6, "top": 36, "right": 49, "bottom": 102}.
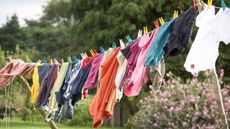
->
{"left": 43, "top": 59, "right": 48, "bottom": 64}
{"left": 100, "top": 46, "right": 105, "bottom": 53}
{"left": 73, "top": 56, "right": 79, "bottom": 64}
{"left": 221, "top": 0, "right": 227, "bottom": 10}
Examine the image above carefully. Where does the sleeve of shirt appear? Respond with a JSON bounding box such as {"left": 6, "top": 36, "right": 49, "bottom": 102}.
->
{"left": 214, "top": 10, "right": 230, "bottom": 45}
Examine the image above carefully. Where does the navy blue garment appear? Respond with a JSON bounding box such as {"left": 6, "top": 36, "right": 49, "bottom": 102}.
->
{"left": 38, "top": 64, "right": 50, "bottom": 85}
{"left": 36, "top": 64, "right": 58, "bottom": 107}
{"left": 70, "top": 58, "right": 93, "bottom": 105}
{"left": 65, "top": 99, "right": 73, "bottom": 119}
{"left": 163, "top": 7, "right": 197, "bottom": 56}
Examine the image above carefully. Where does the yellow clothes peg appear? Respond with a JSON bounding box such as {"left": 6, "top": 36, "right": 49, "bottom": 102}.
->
{"left": 208, "top": 0, "right": 212, "bottom": 8}
{"left": 159, "top": 17, "right": 165, "bottom": 26}
{"left": 90, "top": 49, "right": 95, "bottom": 57}
{"left": 173, "top": 10, "right": 179, "bottom": 19}
{"left": 143, "top": 26, "right": 147, "bottom": 34}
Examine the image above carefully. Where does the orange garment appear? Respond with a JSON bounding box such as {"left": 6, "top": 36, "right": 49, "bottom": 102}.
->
{"left": 89, "top": 47, "right": 120, "bottom": 128}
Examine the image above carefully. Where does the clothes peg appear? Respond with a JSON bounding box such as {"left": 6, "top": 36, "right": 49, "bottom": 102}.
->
{"left": 119, "top": 39, "right": 125, "bottom": 48}
{"left": 208, "top": 0, "right": 212, "bottom": 8}
{"left": 143, "top": 26, "right": 148, "bottom": 34}
{"left": 93, "top": 49, "right": 98, "bottom": 55}
{"left": 73, "top": 56, "right": 79, "bottom": 63}
{"left": 143, "top": 26, "right": 146, "bottom": 34}
{"left": 193, "top": 0, "right": 197, "bottom": 10}
{"left": 221, "top": 0, "right": 227, "bottom": 10}
{"left": 80, "top": 53, "right": 85, "bottom": 59}
{"left": 173, "top": 10, "right": 179, "bottom": 19}
{"left": 67, "top": 56, "right": 72, "bottom": 63}
{"left": 159, "top": 17, "right": 165, "bottom": 26}
{"left": 84, "top": 52, "right": 88, "bottom": 57}
{"left": 61, "top": 59, "right": 64, "bottom": 63}
{"left": 137, "top": 29, "right": 142, "bottom": 37}
{"left": 112, "top": 42, "right": 116, "bottom": 48}
{"left": 49, "top": 59, "right": 53, "bottom": 65}
{"left": 36, "top": 59, "right": 41, "bottom": 64}
{"left": 90, "top": 49, "right": 95, "bottom": 57}
{"left": 43, "top": 59, "right": 48, "bottom": 64}
{"left": 126, "top": 35, "right": 132, "bottom": 43}
{"left": 154, "top": 20, "right": 159, "bottom": 28}
{"left": 100, "top": 46, "right": 105, "bottom": 53}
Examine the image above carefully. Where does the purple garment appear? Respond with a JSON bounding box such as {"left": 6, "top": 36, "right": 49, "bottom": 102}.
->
{"left": 83, "top": 53, "right": 104, "bottom": 90}
{"left": 120, "top": 37, "right": 141, "bottom": 88}
{"left": 126, "top": 37, "right": 141, "bottom": 79}
{"left": 36, "top": 64, "right": 58, "bottom": 107}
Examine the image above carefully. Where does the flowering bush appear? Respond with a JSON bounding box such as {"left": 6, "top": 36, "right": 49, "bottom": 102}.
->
{"left": 128, "top": 71, "right": 230, "bottom": 129}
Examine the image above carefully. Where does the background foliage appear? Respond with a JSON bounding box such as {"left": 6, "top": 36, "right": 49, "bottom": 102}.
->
{"left": 0, "top": 0, "right": 229, "bottom": 128}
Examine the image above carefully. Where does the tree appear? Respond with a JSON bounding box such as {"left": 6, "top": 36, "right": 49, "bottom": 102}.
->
{"left": 0, "top": 15, "right": 26, "bottom": 51}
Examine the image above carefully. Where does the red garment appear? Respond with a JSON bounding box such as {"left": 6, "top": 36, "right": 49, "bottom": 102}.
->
{"left": 0, "top": 59, "right": 35, "bottom": 89}
{"left": 89, "top": 47, "right": 120, "bottom": 128}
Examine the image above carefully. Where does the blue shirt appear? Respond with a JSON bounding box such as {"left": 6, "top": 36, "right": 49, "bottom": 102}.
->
{"left": 144, "top": 20, "right": 174, "bottom": 66}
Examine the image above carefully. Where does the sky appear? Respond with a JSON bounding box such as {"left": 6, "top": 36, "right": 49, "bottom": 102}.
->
{"left": 0, "top": 0, "right": 48, "bottom": 26}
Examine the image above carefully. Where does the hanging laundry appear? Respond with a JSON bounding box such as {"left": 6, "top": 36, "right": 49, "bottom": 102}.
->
{"left": 148, "top": 59, "right": 165, "bottom": 92}
{"left": 83, "top": 53, "right": 104, "bottom": 90}
{"left": 124, "top": 27, "right": 159, "bottom": 97}
{"left": 48, "top": 63, "right": 69, "bottom": 114}
{"left": 115, "top": 40, "right": 127, "bottom": 102}
{"left": 70, "top": 57, "right": 93, "bottom": 105}
{"left": 0, "top": 59, "right": 35, "bottom": 89}
{"left": 55, "top": 62, "right": 74, "bottom": 121}
{"left": 89, "top": 47, "right": 120, "bottom": 128}
{"left": 31, "top": 64, "right": 50, "bottom": 104}
{"left": 164, "top": 7, "right": 198, "bottom": 56}
{"left": 144, "top": 20, "right": 175, "bottom": 67}
{"left": 63, "top": 61, "right": 82, "bottom": 100}
{"left": 122, "top": 37, "right": 141, "bottom": 84}
{"left": 184, "top": 5, "right": 230, "bottom": 74}
{"left": 36, "top": 64, "right": 58, "bottom": 107}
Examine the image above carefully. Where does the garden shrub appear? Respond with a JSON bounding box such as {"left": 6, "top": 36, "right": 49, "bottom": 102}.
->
{"left": 128, "top": 72, "right": 230, "bottom": 129}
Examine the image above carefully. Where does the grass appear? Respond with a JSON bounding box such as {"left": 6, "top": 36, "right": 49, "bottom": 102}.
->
{"left": 0, "top": 118, "right": 125, "bottom": 129}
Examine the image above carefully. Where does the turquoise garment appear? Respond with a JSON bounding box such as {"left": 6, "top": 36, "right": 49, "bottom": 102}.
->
{"left": 144, "top": 20, "right": 174, "bottom": 66}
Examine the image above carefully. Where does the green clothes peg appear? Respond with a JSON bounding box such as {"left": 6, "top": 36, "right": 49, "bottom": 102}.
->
{"left": 221, "top": 0, "right": 227, "bottom": 10}
{"left": 112, "top": 42, "right": 116, "bottom": 48}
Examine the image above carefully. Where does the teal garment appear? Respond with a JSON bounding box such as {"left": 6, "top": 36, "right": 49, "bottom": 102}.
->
{"left": 144, "top": 20, "right": 174, "bottom": 66}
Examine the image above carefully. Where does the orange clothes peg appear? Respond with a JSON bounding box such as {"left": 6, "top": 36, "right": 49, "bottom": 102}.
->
{"left": 154, "top": 20, "right": 159, "bottom": 28}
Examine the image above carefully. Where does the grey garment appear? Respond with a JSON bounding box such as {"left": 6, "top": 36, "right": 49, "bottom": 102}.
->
{"left": 63, "top": 61, "right": 82, "bottom": 100}
{"left": 148, "top": 59, "right": 165, "bottom": 93}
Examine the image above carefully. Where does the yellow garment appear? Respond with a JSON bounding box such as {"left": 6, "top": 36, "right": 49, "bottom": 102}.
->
{"left": 31, "top": 65, "right": 40, "bottom": 104}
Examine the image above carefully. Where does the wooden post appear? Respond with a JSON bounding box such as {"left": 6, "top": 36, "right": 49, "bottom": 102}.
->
{"left": 18, "top": 76, "right": 59, "bottom": 129}
{"left": 208, "top": 70, "right": 229, "bottom": 129}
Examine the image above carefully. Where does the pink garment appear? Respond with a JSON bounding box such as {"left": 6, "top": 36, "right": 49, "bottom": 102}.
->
{"left": 124, "top": 28, "right": 159, "bottom": 96}
{"left": 83, "top": 53, "right": 104, "bottom": 90}
{"left": 0, "top": 59, "right": 35, "bottom": 89}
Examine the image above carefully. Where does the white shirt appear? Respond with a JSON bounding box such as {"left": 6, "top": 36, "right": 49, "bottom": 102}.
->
{"left": 115, "top": 40, "right": 127, "bottom": 102}
{"left": 184, "top": 5, "right": 230, "bottom": 74}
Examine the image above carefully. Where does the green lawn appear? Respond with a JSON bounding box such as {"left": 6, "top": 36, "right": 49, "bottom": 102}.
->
{"left": 0, "top": 118, "right": 125, "bottom": 129}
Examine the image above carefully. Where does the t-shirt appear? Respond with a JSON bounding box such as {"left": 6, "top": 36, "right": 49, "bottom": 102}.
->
{"left": 184, "top": 5, "right": 230, "bottom": 74}
{"left": 164, "top": 7, "right": 197, "bottom": 56}
{"left": 144, "top": 20, "right": 175, "bottom": 66}
{"left": 124, "top": 28, "right": 158, "bottom": 97}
